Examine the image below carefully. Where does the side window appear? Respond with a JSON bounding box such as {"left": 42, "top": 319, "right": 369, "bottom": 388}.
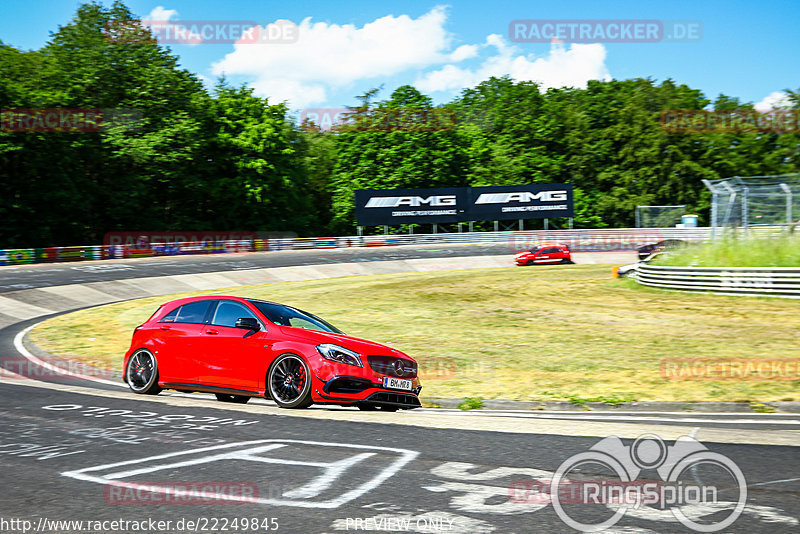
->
{"left": 173, "top": 301, "right": 213, "bottom": 324}
{"left": 288, "top": 316, "right": 320, "bottom": 330}
{"left": 160, "top": 307, "right": 179, "bottom": 322}
{"left": 211, "top": 300, "right": 259, "bottom": 328}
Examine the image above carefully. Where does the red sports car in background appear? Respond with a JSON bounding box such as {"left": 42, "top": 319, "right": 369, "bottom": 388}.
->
{"left": 124, "top": 296, "right": 421, "bottom": 411}
{"left": 514, "top": 243, "right": 572, "bottom": 266}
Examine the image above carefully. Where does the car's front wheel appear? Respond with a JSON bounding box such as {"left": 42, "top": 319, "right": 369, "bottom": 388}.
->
{"left": 268, "top": 354, "right": 313, "bottom": 409}
{"left": 126, "top": 349, "right": 162, "bottom": 395}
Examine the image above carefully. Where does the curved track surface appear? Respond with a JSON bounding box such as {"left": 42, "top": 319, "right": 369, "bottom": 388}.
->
{"left": 0, "top": 243, "right": 516, "bottom": 292}
{"left": 0, "top": 246, "right": 798, "bottom": 533}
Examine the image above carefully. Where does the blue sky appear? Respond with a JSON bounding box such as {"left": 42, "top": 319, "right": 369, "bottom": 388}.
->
{"left": 1, "top": 0, "right": 798, "bottom": 114}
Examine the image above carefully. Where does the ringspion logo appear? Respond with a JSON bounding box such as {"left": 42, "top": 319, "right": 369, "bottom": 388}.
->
{"left": 527, "top": 434, "right": 747, "bottom": 532}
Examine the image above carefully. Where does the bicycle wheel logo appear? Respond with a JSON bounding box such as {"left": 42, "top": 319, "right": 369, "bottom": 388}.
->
{"left": 551, "top": 434, "right": 747, "bottom": 532}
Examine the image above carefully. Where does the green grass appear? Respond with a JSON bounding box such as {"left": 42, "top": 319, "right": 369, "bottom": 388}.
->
{"left": 30, "top": 265, "right": 800, "bottom": 402}
{"left": 656, "top": 236, "right": 800, "bottom": 267}
{"left": 457, "top": 397, "right": 484, "bottom": 410}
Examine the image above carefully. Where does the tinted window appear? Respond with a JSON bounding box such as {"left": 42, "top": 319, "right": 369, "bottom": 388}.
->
{"left": 247, "top": 299, "right": 343, "bottom": 334}
{"left": 211, "top": 300, "right": 259, "bottom": 328}
{"left": 160, "top": 307, "right": 179, "bottom": 322}
{"left": 170, "top": 301, "right": 212, "bottom": 324}
{"left": 289, "top": 316, "right": 321, "bottom": 330}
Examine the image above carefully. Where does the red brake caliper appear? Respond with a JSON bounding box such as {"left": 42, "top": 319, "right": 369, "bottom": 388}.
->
{"left": 296, "top": 364, "right": 306, "bottom": 389}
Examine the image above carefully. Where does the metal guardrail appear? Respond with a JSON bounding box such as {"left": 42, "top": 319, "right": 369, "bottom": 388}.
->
{"left": 0, "top": 227, "right": 716, "bottom": 266}
{"left": 633, "top": 264, "right": 800, "bottom": 299}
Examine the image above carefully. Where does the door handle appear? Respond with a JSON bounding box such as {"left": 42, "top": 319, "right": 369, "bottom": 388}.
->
{"left": 206, "top": 329, "right": 218, "bottom": 335}
{"left": 160, "top": 326, "right": 171, "bottom": 331}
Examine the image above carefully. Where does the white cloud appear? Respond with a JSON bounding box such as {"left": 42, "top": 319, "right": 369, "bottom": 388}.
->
{"left": 209, "top": 7, "right": 611, "bottom": 107}
{"left": 449, "top": 44, "right": 478, "bottom": 62}
{"left": 142, "top": 6, "right": 203, "bottom": 46}
{"left": 416, "top": 34, "right": 610, "bottom": 93}
{"left": 251, "top": 79, "right": 328, "bottom": 109}
{"left": 211, "top": 6, "right": 461, "bottom": 106}
{"left": 755, "top": 91, "right": 792, "bottom": 111}
{"left": 145, "top": 6, "right": 178, "bottom": 21}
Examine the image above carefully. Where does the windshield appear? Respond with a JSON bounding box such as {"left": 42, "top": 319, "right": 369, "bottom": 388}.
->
{"left": 246, "top": 299, "right": 344, "bottom": 334}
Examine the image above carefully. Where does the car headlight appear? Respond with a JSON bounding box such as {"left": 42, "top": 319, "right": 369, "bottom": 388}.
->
{"left": 316, "top": 344, "right": 363, "bottom": 367}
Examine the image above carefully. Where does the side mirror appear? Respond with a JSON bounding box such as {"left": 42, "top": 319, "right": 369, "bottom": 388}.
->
{"left": 235, "top": 317, "right": 260, "bottom": 331}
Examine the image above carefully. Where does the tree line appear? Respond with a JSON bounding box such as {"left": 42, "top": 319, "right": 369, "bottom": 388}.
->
{"left": 1, "top": 1, "right": 798, "bottom": 247}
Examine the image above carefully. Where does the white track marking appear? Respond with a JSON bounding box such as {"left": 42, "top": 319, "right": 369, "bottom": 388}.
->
{"left": 62, "top": 439, "right": 418, "bottom": 509}
{"left": 13, "top": 323, "right": 124, "bottom": 387}
{"left": 749, "top": 477, "right": 800, "bottom": 487}
{"left": 103, "top": 444, "right": 288, "bottom": 480}
{"left": 418, "top": 410, "right": 800, "bottom": 425}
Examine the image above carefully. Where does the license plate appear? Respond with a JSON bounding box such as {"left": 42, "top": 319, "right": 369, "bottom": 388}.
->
{"left": 383, "top": 376, "right": 413, "bottom": 391}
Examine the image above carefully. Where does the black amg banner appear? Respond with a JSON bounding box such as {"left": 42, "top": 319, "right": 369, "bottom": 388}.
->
{"left": 355, "top": 184, "right": 574, "bottom": 225}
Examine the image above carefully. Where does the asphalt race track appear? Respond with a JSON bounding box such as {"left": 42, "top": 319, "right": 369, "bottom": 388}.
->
{"left": 0, "top": 243, "right": 515, "bottom": 293}
{"left": 0, "top": 246, "right": 798, "bottom": 533}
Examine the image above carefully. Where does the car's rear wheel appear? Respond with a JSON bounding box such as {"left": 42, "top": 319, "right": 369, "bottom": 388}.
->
{"left": 126, "top": 349, "right": 162, "bottom": 395}
{"left": 215, "top": 393, "right": 250, "bottom": 404}
{"left": 268, "top": 354, "right": 313, "bottom": 409}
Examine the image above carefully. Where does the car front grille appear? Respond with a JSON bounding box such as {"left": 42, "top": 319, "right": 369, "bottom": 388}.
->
{"left": 367, "top": 355, "right": 418, "bottom": 378}
{"left": 323, "top": 376, "right": 374, "bottom": 394}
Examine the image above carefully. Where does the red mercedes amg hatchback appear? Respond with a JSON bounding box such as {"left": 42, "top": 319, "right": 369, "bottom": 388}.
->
{"left": 123, "top": 296, "right": 421, "bottom": 411}
{"left": 514, "top": 243, "right": 572, "bottom": 266}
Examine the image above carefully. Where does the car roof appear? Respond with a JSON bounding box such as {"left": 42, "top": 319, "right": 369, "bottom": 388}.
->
{"left": 160, "top": 295, "right": 296, "bottom": 310}
{"left": 160, "top": 295, "right": 250, "bottom": 307}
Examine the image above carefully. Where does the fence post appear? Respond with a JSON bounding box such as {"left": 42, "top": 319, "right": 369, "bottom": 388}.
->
{"left": 779, "top": 183, "right": 792, "bottom": 227}
{"left": 741, "top": 185, "right": 749, "bottom": 236}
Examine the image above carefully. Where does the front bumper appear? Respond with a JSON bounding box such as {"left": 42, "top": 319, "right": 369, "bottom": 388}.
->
{"left": 312, "top": 373, "right": 422, "bottom": 409}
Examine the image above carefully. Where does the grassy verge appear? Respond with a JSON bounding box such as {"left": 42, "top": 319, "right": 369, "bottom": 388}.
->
{"left": 31, "top": 265, "right": 800, "bottom": 402}
{"left": 655, "top": 236, "right": 800, "bottom": 267}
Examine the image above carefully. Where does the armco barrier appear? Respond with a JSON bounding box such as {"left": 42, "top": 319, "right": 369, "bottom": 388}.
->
{"left": 0, "top": 227, "right": 717, "bottom": 266}
{"left": 632, "top": 264, "right": 800, "bottom": 299}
